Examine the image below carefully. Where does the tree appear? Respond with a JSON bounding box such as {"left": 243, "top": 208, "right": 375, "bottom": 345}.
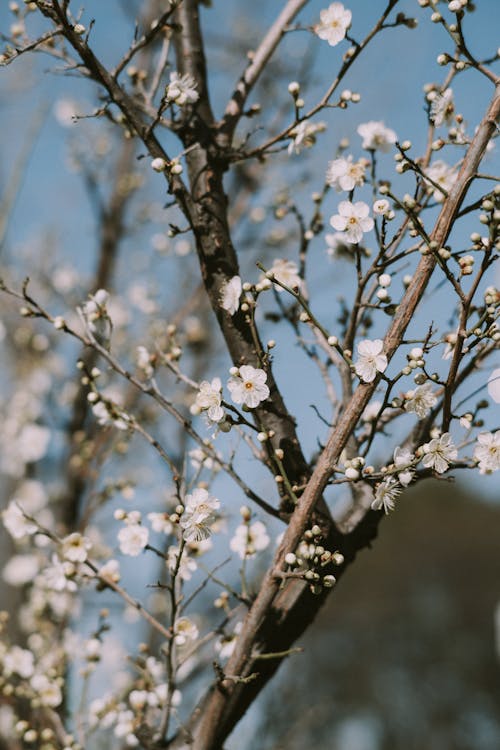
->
{"left": 0, "top": 0, "right": 499, "bottom": 748}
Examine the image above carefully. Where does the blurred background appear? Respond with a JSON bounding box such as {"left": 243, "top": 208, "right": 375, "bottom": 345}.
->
{"left": 0, "top": 1, "right": 499, "bottom": 748}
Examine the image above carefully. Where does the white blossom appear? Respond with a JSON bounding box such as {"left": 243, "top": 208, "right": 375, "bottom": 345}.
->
{"left": 325, "top": 231, "right": 356, "bottom": 258}
{"left": 98, "top": 559, "right": 121, "bottom": 583}
{"left": 422, "top": 432, "right": 457, "bottom": 474}
{"left": 473, "top": 431, "right": 500, "bottom": 473}
{"left": 430, "top": 87, "right": 454, "bottom": 127}
{"left": 30, "top": 674, "right": 62, "bottom": 707}
{"left": 220, "top": 276, "right": 242, "bottom": 315}
{"left": 165, "top": 72, "right": 199, "bottom": 106}
{"left": 424, "top": 160, "right": 457, "bottom": 202}
{"left": 288, "top": 120, "right": 326, "bottom": 155}
{"left": 42, "top": 555, "right": 77, "bottom": 592}
{"left": 16, "top": 423, "right": 51, "bottom": 464}
{"left": 180, "top": 488, "right": 220, "bottom": 542}
{"left": 136, "top": 346, "right": 153, "bottom": 377}
{"left": 61, "top": 532, "right": 92, "bottom": 563}
{"left": 315, "top": 3, "right": 352, "bottom": 46}
{"left": 173, "top": 617, "right": 199, "bottom": 646}
{"left": 357, "top": 121, "right": 397, "bottom": 152}
{"left": 393, "top": 446, "right": 415, "bottom": 486}
{"left": 354, "top": 339, "right": 388, "bottom": 383}
{"left": 267, "top": 258, "right": 302, "bottom": 291}
{"left": 371, "top": 477, "right": 402, "bottom": 514}
{"left": 2, "top": 554, "right": 40, "bottom": 587}
{"left": 118, "top": 523, "right": 149, "bottom": 557}
{"left": 194, "top": 378, "right": 225, "bottom": 423}
{"left": 3, "top": 646, "right": 35, "bottom": 678}
{"left": 230, "top": 521, "right": 270, "bottom": 559}
{"left": 373, "top": 198, "right": 391, "bottom": 215}
{"left": 326, "top": 155, "right": 366, "bottom": 192}
{"left": 330, "top": 201, "right": 374, "bottom": 244}
{"left": 227, "top": 365, "right": 270, "bottom": 408}
{"left": 404, "top": 383, "right": 438, "bottom": 419}
{"left": 2, "top": 501, "right": 38, "bottom": 540}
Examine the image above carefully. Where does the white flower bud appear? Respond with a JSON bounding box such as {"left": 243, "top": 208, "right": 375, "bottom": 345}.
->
{"left": 151, "top": 158, "right": 167, "bottom": 172}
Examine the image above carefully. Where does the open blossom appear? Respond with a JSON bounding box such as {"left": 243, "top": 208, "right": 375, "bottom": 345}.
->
{"left": 371, "top": 477, "right": 401, "bottom": 514}
{"left": 136, "top": 346, "right": 153, "bottom": 378}
{"left": 118, "top": 523, "right": 149, "bottom": 556}
{"left": 357, "top": 121, "right": 397, "bottom": 152}
{"left": 230, "top": 521, "right": 270, "bottom": 559}
{"left": 30, "top": 674, "right": 62, "bottom": 707}
{"left": 220, "top": 276, "right": 242, "bottom": 315}
{"left": 2, "top": 501, "right": 38, "bottom": 540}
{"left": 362, "top": 400, "right": 382, "bottom": 422}
{"left": 424, "top": 160, "right": 457, "bottom": 202}
{"left": 393, "top": 446, "right": 415, "bottom": 486}
{"left": 227, "top": 365, "right": 270, "bottom": 408}
{"left": 3, "top": 554, "right": 40, "bottom": 587}
{"left": 373, "top": 198, "right": 391, "bottom": 216}
{"left": 165, "top": 72, "right": 199, "bottom": 106}
{"left": 147, "top": 512, "right": 174, "bottom": 535}
{"left": 288, "top": 120, "right": 326, "bottom": 155}
{"left": 180, "top": 488, "right": 220, "bottom": 542}
{"left": 422, "top": 432, "right": 457, "bottom": 474}
{"left": 61, "top": 532, "right": 92, "bottom": 563}
{"left": 326, "top": 155, "right": 366, "bottom": 192}
{"left": 194, "top": 378, "right": 225, "bottom": 423}
{"left": 3, "top": 646, "right": 35, "bottom": 678}
{"left": 215, "top": 621, "right": 243, "bottom": 660}
{"left": 267, "top": 258, "right": 302, "bottom": 291}
{"left": 173, "top": 617, "right": 199, "bottom": 646}
{"left": 43, "top": 554, "right": 77, "bottom": 592}
{"left": 430, "top": 87, "right": 454, "bottom": 127}
{"left": 404, "top": 383, "right": 438, "bottom": 420}
{"left": 473, "top": 431, "right": 500, "bottom": 473}
{"left": 315, "top": 3, "right": 352, "bottom": 46}
{"left": 330, "top": 201, "right": 374, "bottom": 244}
{"left": 354, "top": 339, "right": 387, "bottom": 383}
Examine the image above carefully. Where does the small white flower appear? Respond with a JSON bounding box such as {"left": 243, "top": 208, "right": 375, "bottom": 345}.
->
{"left": 230, "top": 521, "right": 270, "bottom": 559}
{"left": 173, "top": 617, "right": 199, "bottom": 646}
{"left": 357, "top": 121, "right": 397, "bottom": 152}
{"left": 354, "top": 339, "right": 387, "bottom": 383}
{"left": 98, "top": 559, "right": 121, "bottom": 583}
{"left": 424, "top": 160, "right": 457, "bottom": 202}
{"left": 473, "top": 431, "right": 500, "bottom": 473}
{"left": 220, "top": 276, "right": 242, "bottom": 315}
{"left": 288, "top": 120, "right": 326, "bottom": 155}
{"left": 393, "top": 446, "right": 415, "bottom": 486}
{"left": 151, "top": 158, "right": 167, "bottom": 173}
{"left": 4, "top": 646, "right": 35, "bottom": 678}
{"left": 315, "top": 3, "right": 352, "bottom": 46}
{"left": 422, "top": 432, "right": 457, "bottom": 474}
{"left": 165, "top": 72, "right": 199, "bottom": 106}
{"left": 118, "top": 523, "right": 149, "bottom": 557}
{"left": 30, "top": 674, "right": 62, "bottom": 707}
{"left": 487, "top": 368, "right": 500, "bottom": 403}
{"left": 430, "top": 88, "right": 454, "bottom": 127}
{"left": 43, "top": 554, "right": 77, "bottom": 592}
{"left": 326, "top": 155, "right": 366, "bottom": 192}
{"left": 267, "top": 258, "right": 302, "bottom": 291}
{"left": 227, "top": 365, "right": 270, "bottom": 408}
{"left": 330, "top": 201, "right": 374, "bottom": 244}
{"left": 373, "top": 198, "right": 391, "bottom": 215}
{"left": 180, "top": 488, "right": 220, "bottom": 543}
{"left": 195, "top": 378, "right": 225, "bottom": 423}
{"left": 17, "top": 424, "right": 51, "bottom": 464}
{"left": 371, "top": 477, "right": 401, "bottom": 514}
{"left": 61, "top": 532, "right": 92, "bottom": 563}
{"left": 2, "top": 554, "right": 40, "bottom": 587}
{"left": 404, "top": 383, "right": 438, "bottom": 419}
{"left": 2, "top": 501, "right": 38, "bottom": 540}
